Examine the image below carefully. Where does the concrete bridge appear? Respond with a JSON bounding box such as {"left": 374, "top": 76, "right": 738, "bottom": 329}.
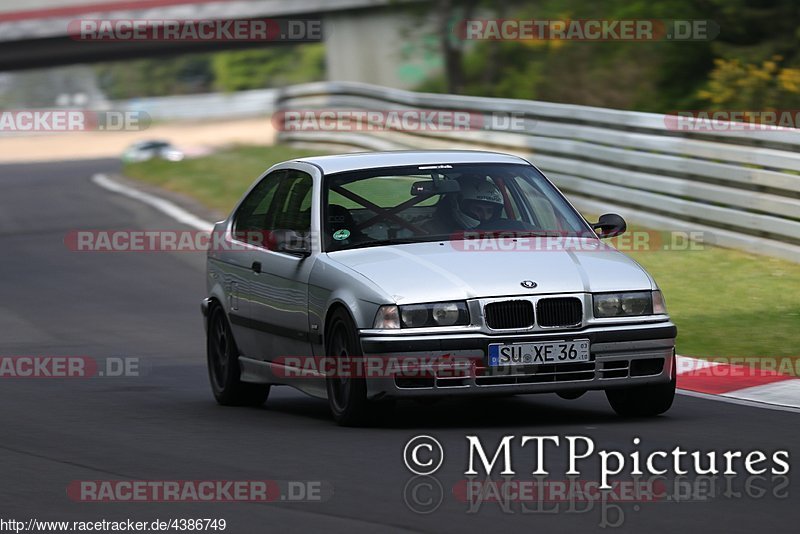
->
{"left": 0, "top": 0, "right": 440, "bottom": 88}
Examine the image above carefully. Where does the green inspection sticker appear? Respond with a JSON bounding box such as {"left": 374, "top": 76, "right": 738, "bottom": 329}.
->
{"left": 332, "top": 229, "right": 351, "bottom": 241}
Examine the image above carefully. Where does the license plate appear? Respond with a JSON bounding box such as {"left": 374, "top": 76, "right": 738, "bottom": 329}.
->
{"left": 488, "top": 339, "right": 590, "bottom": 367}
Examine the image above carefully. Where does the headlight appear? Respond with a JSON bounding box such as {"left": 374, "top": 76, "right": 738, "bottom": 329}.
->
{"left": 373, "top": 305, "right": 400, "bottom": 329}
{"left": 400, "top": 305, "right": 429, "bottom": 328}
{"left": 432, "top": 302, "right": 462, "bottom": 326}
{"left": 593, "top": 291, "right": 654, "bottom": 318}
{"left": 652, "top": 290, "right": 667, "bottom": 314}
{"left": 373, "top": 302, "right": 469, "bottom": 329}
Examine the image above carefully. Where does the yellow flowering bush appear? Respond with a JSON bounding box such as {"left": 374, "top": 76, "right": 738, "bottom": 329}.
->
{"left": 698, "top": 56, "right": 800, "bottom": 109}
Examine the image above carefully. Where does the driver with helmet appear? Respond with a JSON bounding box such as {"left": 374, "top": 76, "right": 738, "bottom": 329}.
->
{"left": 452, "top": 179, "right": 504, "bottom": 228}
{"left": 426, "top": 176, "right": 505, "bottom": 234}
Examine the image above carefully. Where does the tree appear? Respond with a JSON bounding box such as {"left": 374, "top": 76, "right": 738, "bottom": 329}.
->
{"left": 95, "top": 55, "right": 215, "bottom": 99}
{"left": 211, "top": 45, "right": 325, "bottom": 92}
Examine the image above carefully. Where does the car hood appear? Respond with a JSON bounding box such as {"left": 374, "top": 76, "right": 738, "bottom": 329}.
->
{"left": 326, "top": 238, "right": 654, "bottom": 304}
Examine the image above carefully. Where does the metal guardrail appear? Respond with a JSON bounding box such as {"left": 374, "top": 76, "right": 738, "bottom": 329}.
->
{"left": 275, "top": 81, "right": 800, "bottom": 262}
{"left": 120, "top": 89, "right": 277, "bottom": 121}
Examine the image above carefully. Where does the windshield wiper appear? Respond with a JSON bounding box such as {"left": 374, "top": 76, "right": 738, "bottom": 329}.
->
{"left": 484, "top": 229, "right": 587, "bottom": 238}
{"left": 335, "top": 236, "right": 440, "bottom": 251}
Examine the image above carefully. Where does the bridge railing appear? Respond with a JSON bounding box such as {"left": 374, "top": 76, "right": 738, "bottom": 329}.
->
{"left": 275, "top": 81, "right": 800, "bottom": 262}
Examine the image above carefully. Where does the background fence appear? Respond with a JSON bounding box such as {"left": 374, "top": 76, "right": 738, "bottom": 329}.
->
{"left": 120, "top": 89, "right": 277, "bottom": 121}
{"left": 275, "top": 81, "right": 800, "bottom": 263}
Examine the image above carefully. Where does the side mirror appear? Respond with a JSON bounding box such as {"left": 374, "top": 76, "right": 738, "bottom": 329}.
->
{"left": 592, "top": 213, "right": 626, "bottom": 238}
{"left": 274, "top": 229, "right": 311, "bottom": 257}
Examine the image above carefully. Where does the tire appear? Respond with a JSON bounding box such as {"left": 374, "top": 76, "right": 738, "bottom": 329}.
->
{"left": 606, "top": 375, "right": 676, "bottom": 417}
{"left": 207, "top": 305, "right": 270, "bottom": 406}
{"left": 325, "top": 308, "right": 385, "bottom": 426}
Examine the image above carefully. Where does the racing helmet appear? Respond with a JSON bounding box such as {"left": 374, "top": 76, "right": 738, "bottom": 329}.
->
{"left": 453, "top": 179, "right": 504, "bottom": 228}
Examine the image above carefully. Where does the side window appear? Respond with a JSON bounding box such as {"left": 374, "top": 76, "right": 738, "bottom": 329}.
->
{"left": 233, "top": 170, "right": 285, "bottom": 238}
{"left": 273, "top": 170, "right": 313, "bottom": 233}
{"left": 234, "top": 169, "right": 313, "bottom": 247}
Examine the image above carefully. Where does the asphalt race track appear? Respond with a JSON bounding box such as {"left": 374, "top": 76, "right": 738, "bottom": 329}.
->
{"left": 1, "top": 159, "right": 798, "bottom": 533}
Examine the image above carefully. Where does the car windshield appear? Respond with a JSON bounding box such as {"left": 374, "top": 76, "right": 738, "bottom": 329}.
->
{"left": 323, "top": 163, "right": 594, "bottom": 252}
{"left": 134, "top": 141, "right": 169, "bottom": 150}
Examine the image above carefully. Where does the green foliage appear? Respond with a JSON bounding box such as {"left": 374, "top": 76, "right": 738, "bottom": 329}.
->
{"left": 94, "top": 44, "right": 325, "bottom": 99}
{"left": 697, "top": 56, "right": 800, "bottom": 109}
{"left": 419, "top": 0, "right": 800, "bottom": 112}
{"left": 93, "top": 0, "right": 800, "bottom": 113}
{"left": 211, "top": 44, "right": 325, "bottom": 92}
{"left": 95, "top": 55, "right": 214, "bottom": 100}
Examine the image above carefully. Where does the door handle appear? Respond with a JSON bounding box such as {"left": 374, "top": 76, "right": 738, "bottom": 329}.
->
{"left": 251, "top": 261, "right": 262, "bottom": 274}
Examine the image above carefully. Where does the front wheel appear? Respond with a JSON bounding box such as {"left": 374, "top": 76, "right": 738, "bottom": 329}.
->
{"left": 606, "top": 376, "right": 676, "bottom": 417}
{"left": 325, "top": 309, "right": 393, "bottom": 426}
{"left": 207, "top": 306, "right": 270, "bottom": 406}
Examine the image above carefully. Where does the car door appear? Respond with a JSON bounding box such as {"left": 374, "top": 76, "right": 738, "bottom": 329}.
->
{"left": 225, "top": 169, "right": 286, "bottom": 358}
{"left": 241, "top": 168, "right": 316, "bottom": 362}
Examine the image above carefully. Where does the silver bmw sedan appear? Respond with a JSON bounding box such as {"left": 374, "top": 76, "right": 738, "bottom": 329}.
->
{"left": 202, "top": 150, "right": 676, "bottom": 425}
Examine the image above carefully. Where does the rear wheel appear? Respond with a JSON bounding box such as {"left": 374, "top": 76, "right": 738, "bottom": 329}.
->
{"left": 325, "top": 309, "right": 390, "bottom": 426}
{"left": 606, "top": 376, "right": 675, "bottom": 417}
{"left": 207, "top": 305, "right": 270, "bottom": 406}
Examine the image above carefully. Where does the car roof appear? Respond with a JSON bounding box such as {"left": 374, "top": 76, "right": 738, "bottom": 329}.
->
{"left": 291, "top": 150, "right": 530, "bottom": 175}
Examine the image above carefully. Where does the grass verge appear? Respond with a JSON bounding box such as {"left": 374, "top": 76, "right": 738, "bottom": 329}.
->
{"left": 123, "top": 144, "right": 325, "bottom": 214}
{"left": 622, "top": 231, "right": 800, "bottom": 365}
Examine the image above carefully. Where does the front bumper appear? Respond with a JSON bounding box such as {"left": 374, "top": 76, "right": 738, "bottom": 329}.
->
{"left": 360, "top": 321, "right": 676, "bottom": 399}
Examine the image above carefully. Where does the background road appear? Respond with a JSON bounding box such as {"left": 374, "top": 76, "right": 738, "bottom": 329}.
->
{"left": 0, "top": 160, "right": 798, "bottom": 533}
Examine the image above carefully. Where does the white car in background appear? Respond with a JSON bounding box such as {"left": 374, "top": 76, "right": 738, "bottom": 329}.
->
{"left": 122, "top": 140, "right": 184, "bottom": 163}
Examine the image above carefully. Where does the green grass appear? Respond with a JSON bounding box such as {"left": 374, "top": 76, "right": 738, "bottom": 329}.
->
{"left": 590, "top": 220, "right": 800, "bottom": 367}
{"left": 334, "top": 176, "right": 439, "bottom": 209}
{"left": 125, "top": 145, "right": 800, "bottom": 367}
{"left": 123, "top": 144, "right": 326, "bottom": 213}
{"left": 621, "top": 233, "right": 800, "bottom": 363}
